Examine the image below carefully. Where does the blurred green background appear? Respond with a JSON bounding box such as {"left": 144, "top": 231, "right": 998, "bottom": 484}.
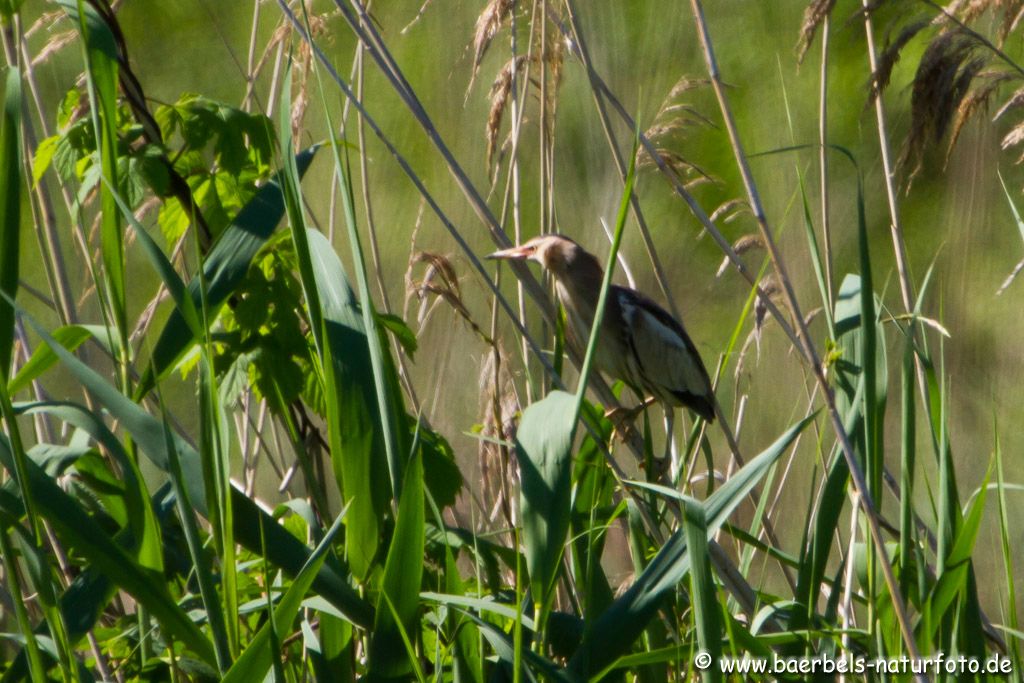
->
{"left": 21, "top": 0, "right": 1024, "bottom": 614}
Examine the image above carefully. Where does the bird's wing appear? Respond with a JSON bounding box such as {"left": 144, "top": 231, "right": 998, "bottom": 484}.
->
{"left": 618, "top": 288, "right": 714, "bottom": 419}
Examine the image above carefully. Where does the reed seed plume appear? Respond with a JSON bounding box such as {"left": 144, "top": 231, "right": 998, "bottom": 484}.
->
{"left": 947, "top": 71, "right": 1014, "bottom": 162}
{"left": 637, "top": 75, "right": 713, "bottom": 182}
{"left": 796, "top": 0, "right": 838, "bottom": 64}
{"left": 717, "top": 233, "right": 764, "bottom": 277}
{"left": 901, "top": 31, "right": 985, "bottom": 178}
{"left": 486, "top": 55, "right": 528, "bottom": 175}
{"left": 868, "top": 19, "right": 931, "bottom": 106}
{"left": 405, "top": 251, "right": 494, "bottom": 344}
{"left": 470, "top": 0, "right": 514, "bottom": 90}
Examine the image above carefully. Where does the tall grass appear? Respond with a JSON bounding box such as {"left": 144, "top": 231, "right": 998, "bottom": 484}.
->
{"left": 0, "top": 0, "right": 1021, "bottom": 681}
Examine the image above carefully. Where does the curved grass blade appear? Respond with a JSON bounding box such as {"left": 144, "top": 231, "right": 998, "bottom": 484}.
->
{"left": 164, "top": 410, "right": 231, "bottom": 672}
{"left": 569, "top": 413, "right": 815, "bottom": 677}
{"left": 0, "top": 433, "right": 217, "bottom": 666}
{"left": 63, "top": 0, "right": 126, "bottom": 355}
{"left": 457, "top": 610, "right": 570, "bottom": 683}
{"left": 104, "top": 177, "right": 201, "bottom": 337}
{"left": 222, "top": 512, "right": 345, "bottom": 683}
{"left": 8, "top": 326, "right": 98, "bottom": 395}
{"left": 17, "top": 306, "right": 374, "bottom": 627}
{"left": 0, "top": 67, "right": 21, "bottom": 381}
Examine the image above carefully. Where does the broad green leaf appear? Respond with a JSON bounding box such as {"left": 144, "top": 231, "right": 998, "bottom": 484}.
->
{"left": 308, "top": 228, "right": 389, "bottom": 580}
{"left": 516, "top": 390, "right": 576, "bottom": 611}
{"left": 319, "top": 92, "right": 405, "bottom": 503}
{"left": 368, "top": 451, "right": 425, "bottom": 679}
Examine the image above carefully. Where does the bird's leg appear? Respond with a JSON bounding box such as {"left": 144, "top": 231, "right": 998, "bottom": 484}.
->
{"left": 604, "top": 396, "right": 657, "bottom": 446}
{"left": 603, "top": 396, "right": 656, "bottom": 424}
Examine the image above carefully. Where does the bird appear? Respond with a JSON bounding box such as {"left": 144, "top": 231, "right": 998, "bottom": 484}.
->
{"left": 488, "top": 234, "right": 715, "bottom": 477}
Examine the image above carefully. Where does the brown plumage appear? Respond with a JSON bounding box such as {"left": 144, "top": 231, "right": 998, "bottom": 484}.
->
{"left": 488, "top": 234, "right": 715, "bottom": 422}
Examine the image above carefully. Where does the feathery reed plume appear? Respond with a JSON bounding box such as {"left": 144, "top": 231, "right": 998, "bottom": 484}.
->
{"left": 900, "top": 31, "right": 985, "bottom": 178}
{"left": 717, "top": 233, "right": 764, "bottom": 277}
{"left": 796, "top": 0, "right": 838, "bottom": 64}
{"left": 947, "top": 71, "right": 1014, "bottom": 162}
{"left": 486, "top": 55, "right": 528, "bottom": 175}
{"left": 868, "top": 19, "right": 931, "bottom": 105}
{"left": 406, "top": 251, "right": 494, "bottom": 344}
{"left": 637, "top": 75, "right": 713, "bottom": 182}
{"left": 470, "top": 0, "right": 514, "bottom": 90}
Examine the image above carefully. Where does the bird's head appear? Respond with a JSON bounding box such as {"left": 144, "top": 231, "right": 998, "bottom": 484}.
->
{"left": 487, "top": 234, "right": 595, "bottom": 279}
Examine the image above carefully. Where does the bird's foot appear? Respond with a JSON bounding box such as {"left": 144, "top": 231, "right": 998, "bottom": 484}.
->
{"left": 604, "top": 398, "right": 658, "bottom": 447}
{"left": 602, "top": 397, "right": 656, "bottom": 425}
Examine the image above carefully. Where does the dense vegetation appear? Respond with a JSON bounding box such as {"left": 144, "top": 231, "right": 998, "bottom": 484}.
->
{"left": 0, "top": 0, "right": 1022, "bottom": 680}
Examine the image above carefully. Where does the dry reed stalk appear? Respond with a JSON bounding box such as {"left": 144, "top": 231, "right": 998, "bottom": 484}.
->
{"left": 691, "top": 0, "right": 924, "bottom": 666}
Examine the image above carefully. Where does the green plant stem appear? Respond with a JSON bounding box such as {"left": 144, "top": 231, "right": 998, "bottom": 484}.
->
{"left": 687, "top": 0, "right": 923, "bottom": 670}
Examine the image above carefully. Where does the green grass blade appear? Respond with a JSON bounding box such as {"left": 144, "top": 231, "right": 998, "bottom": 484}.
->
{"left": 163, "top": 407, "right": 232, "bottom": 672}
{"left": 221, "top": 512, "right": 345, "bottom": 683}
{"left": 368, "top": 450, "right": 425, "bottom": 679}
{"left": 66, "top": 0, "right": 127, "bottom": 359}
{"left": 0, "top": 432, "right": 217, "bottom": 666}
{"left": 278, "top": 62, "right": 325, "bottom": 358}
{"left": 570, "top": 413, "right": 815, "bottom": 676}
{"left": 0, "top": 527, "right": 46, "bottom": 683}
{"left": 7, "top": 326, "right": 96, "bottom": 395}
{"left": 0, "top": 67, "right": 21, "bottom": 381}
{"left": 680, "top": 501, "right": 722, "bottom": 683}
{"left": 17, "top": 306, "right": 375, "bottom": 627}
{"left": 104, "top": 178, "right": 202, "bottom": 337}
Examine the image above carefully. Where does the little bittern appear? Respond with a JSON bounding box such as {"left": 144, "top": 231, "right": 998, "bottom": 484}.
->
{"left": 489, "top": 235, "right": 715, "bottom": 475}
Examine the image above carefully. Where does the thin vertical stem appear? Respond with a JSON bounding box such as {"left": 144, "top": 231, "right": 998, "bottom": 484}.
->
{"left": 818, "top": 15, "right": 834, "bottom": 314}
{"left": 861, "top": 1, "right": 915, "bottom": 314}
{"left": 687, "top": 0, "right": 923, "bottom": 670}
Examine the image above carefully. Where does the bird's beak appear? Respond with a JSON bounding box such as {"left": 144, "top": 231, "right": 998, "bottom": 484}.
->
{"left": 486, "top": 245, "right": 533, "bottom": 261}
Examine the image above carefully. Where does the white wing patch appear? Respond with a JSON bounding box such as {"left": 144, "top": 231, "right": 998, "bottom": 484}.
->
{"left": 629, "top": 305, "right": 709, "bottom": 404}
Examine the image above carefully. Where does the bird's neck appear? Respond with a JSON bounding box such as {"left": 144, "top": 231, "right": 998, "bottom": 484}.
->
{"left": 552, "top": 259, "right": 604, "bottom": 332}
